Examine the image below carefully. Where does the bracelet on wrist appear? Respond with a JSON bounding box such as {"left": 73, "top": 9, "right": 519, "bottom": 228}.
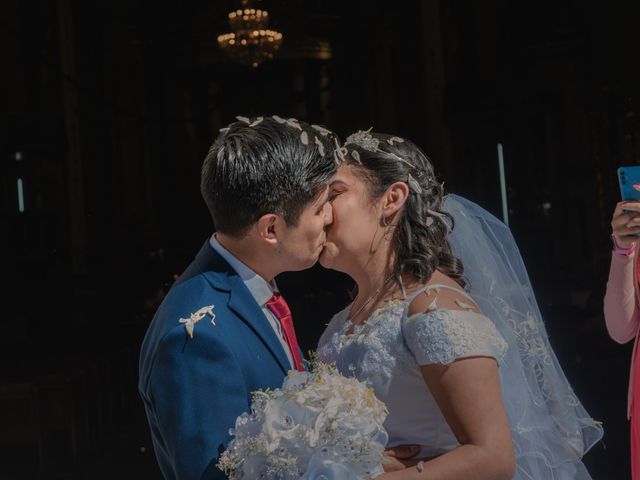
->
{"left": 612, "top": 234, "right": 636, "bottom": 256}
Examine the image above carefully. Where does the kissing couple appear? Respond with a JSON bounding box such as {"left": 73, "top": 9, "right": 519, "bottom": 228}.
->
{"left": 139, "top": 116, "right": 603, "bottom": 480}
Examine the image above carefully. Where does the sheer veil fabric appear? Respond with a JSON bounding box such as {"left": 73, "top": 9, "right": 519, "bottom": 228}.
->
{"left": 443, "top": 194, "right": 603, "bottom": 479}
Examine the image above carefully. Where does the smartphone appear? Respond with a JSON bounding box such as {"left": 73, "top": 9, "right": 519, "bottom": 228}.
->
{"left": 618, "top": 166, "right": 640, "bottom": 202}
{"left": 618, "top": 166, "right": 640, "bottom": 235}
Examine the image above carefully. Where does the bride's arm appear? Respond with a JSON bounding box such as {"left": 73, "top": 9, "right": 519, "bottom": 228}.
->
{"left": 378, "top": 357, "right": 515, "bottom": 480}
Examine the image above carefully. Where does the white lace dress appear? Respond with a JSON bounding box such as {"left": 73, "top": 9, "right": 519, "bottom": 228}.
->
{"left": 316, "top": 284, "right": 508, "bottom": 459}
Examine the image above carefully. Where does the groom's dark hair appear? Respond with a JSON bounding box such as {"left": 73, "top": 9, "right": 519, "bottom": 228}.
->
{"left": 201, "top": 116, "right": 337, "bottom": 237}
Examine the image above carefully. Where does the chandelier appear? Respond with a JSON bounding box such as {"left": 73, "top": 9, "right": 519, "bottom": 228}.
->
{"left": 217, "top": 2, "right": 284, "bottom": 68}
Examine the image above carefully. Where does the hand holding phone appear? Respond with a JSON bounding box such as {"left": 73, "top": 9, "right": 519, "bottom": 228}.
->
{"left": 615, "top": 166, "right": 640, "bottom": 243}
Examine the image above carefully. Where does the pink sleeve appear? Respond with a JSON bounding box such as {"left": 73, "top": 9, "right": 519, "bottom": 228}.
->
{"left": 604, "top": 252, "right": 640, "bottom": 344}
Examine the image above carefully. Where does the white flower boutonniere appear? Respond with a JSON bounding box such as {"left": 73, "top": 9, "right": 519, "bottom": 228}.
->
{"left": 179, "top": 305, "right": 215, "bottom": 338}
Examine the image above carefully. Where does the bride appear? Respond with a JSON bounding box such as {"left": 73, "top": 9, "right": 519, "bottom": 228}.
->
{"left": 317, "top": 130, "right": 603, "bottom": 479}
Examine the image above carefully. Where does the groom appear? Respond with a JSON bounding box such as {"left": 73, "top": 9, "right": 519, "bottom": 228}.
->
{"left": 138, "top": 116, "right": 337, "bottom": 480}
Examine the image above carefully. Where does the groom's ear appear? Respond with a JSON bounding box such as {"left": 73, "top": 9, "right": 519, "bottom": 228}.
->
{"left": 256, "top": 213, "right": 281, "bottom": 246}
{"left": 382, "top": 181, "right": 409, "bottom": 218}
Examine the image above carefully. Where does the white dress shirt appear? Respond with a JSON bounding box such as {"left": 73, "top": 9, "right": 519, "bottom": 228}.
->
{"left": 209, "top": 234, "right": 295, "bottom": 369}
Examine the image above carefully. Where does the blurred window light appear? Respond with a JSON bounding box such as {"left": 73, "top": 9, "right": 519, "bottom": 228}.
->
{"left": 17, "top": 178, "right": 24, "bottom": 212}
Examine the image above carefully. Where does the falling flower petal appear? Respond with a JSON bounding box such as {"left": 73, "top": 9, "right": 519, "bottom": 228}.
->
{"left": 454, "top": 299, "right": 474, "bottom": 311}
{"left": 287, "top": 118, "right": 302, "bottom": 130}
{"left": 236, "top": 116, "right": 250, "bottom": 124}
{"left": 312, "top": 124, "right": 331, "bottom": 136}
{"left": 315, "top": 137, "right": 325, "bottom": 156}
{"left": 427, "top": 298, "right": 438, "bottom": 311}
{"left": 249, "top": 116, "right": 264, "bottom": 127}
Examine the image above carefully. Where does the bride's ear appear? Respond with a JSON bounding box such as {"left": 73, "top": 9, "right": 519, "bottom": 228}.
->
{"left": 381, "top": 181, "right": 410, "bottom": 219}
{"left": 256, "top": 213, "right": 281, "bottom": 246}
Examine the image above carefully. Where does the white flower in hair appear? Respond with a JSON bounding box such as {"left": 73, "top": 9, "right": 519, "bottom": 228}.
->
{"left": 388, "top": 136, "right": 405, "bottom": 145}
{"left": 346, "top": 129, "right": 417, "bottom": 170}
{"left": 407, "top": 173, "right": 423, "bottom": 194}
{"left": 345, "top": 129, "right": 380, "bottom": 152}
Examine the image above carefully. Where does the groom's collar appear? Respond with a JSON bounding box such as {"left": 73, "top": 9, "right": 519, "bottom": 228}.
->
{"left": 191, "top": 237, "right": 292, "bottom": 375}
{"left": 209, "top": 234, "right": 277, "bottom": 306}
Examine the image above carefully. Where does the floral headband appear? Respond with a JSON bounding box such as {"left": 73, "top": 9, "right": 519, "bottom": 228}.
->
{"left": 344, "top": 129, "right": 450, "bottom": 230}
{"left": 344, "top": 129, "right": 431, "bottom": 195}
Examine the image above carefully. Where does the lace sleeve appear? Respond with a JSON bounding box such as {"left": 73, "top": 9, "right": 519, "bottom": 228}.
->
{"left": 402, "top": 309, "right": 508, "bottom": 366}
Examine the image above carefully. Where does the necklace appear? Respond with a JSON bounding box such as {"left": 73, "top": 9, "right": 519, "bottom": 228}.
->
{"left": 348, "top": 274, "right": 395, "bottom": 324}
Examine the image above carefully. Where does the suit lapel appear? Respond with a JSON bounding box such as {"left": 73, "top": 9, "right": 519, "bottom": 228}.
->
{"left": 195, "top": 241, "right": 291, "bottom": 375}
{"left": 226, "top": 279, "right": 291, "bottom": 374}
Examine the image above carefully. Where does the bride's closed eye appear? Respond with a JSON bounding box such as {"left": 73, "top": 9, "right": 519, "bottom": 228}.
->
{"left": 328, "top": 184, "right": 347, "bottom": 202}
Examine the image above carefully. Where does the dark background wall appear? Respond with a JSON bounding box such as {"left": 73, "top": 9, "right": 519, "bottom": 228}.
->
{"left": 1, "top": 0, "right": 639, "bottom": 478}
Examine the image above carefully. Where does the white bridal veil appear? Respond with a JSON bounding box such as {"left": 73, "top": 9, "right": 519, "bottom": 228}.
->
{"left": 443, "top": 194, "right": 603, "bottom": 479}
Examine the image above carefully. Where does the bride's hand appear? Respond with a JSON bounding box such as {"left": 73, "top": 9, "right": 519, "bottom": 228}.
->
{"left": 382, "top": 445, "right": 420, "bottom": 472}
{"left": 612, "top": 201, "right": 640, "bottom": 248}
{"left": 381, "top": 456, "right": 406, "bottom": 473}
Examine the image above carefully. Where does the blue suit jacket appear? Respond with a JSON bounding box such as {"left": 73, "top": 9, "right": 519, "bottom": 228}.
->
{"left": 139, "top": 241, "right": 291, "bottom": 480}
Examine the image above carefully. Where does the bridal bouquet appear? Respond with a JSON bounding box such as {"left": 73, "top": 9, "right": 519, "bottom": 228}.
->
{"left": 217, "top": 362, "right": 389, "bottom": 480}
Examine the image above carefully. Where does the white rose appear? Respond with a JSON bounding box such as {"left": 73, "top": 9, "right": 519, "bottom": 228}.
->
{"left": 335, "top": 412, "right": 380, "bottom": 440}
{"left": 233, "top": 412, "right": 263, "bottom": 439}
{"left": 282, "top": 397, "right": 323, "bottom": 428}
{"left": 283, "top": 370, "right": 312, "bottom": 390}
{"left": 237, "top": 454, "right": 269, "bottom": 479}
{"left": 300, "top": 450, "right": 359, "bottom": 480}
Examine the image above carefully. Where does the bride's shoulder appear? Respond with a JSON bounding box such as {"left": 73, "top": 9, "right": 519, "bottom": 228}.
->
{"left": 407, "top": 278, "right": 480, "bottom": 318}
{"left": 402, "top": 305, "right": 507, "bottom": 366}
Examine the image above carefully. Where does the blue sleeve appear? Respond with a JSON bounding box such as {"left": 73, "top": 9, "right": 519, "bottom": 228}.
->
{"left": 149, "top": 325, "right": 249, "bottom": 480}
{"left": 402, "top": 309, "right": 508, "bottom": 366}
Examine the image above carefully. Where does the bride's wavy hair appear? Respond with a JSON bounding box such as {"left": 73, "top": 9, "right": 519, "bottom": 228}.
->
{"left": 342, "top": 132, "right": 466, "bottom": 288}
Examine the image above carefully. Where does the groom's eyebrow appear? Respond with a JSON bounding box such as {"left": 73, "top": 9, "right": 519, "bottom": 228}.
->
{"left": 329, "top": 180, "right": 347, "bottom": 187}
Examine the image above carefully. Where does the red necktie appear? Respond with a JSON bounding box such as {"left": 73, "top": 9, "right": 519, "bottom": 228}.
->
{"left": 265, "top": 293, "right": 304, "bottom": 371}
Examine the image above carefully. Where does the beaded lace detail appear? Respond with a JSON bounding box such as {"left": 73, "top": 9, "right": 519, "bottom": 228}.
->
{"left": 318, "top": 293, "right": 507, "bottom": 387}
